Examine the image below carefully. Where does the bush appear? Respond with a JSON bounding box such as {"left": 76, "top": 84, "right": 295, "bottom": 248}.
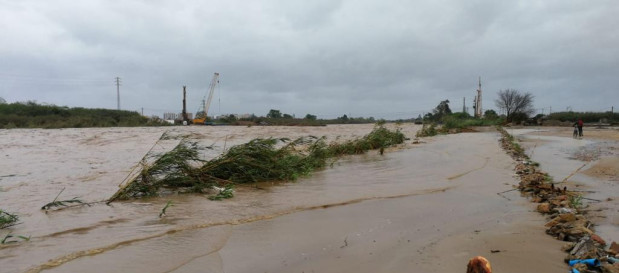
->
{"left": 0, "top": 101, "right": 168, "bottom": 128}
{"left": 546, "top": 111, "right": 618, "bottom": 124}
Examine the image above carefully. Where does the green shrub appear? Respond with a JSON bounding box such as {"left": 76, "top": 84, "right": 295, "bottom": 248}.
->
{"left": 0, "top": 210, "right": 19, "bottom": 229}
{"left": 113, "top": 125, "right": 406, "bottom": 199}
{"left": 0, "top": 101, "right": 168, "bottom": 128}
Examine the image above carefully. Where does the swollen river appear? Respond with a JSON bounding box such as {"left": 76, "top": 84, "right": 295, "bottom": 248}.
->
{"left": 1, "top": 125, "right": 568, "bottom": 273}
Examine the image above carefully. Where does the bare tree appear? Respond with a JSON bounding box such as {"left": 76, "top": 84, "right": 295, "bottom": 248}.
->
{"left": 495, "top": 89, "right": 535, "bottom": 122}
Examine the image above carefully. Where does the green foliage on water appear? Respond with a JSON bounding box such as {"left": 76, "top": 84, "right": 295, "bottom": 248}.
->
{"left": 0, "top": 210, "right": 19, "bottom": 229}
{"left": 114, "top": 124, "right": 406, "bottom": 199}
{"left": 0, "top": 101, "right": 168, "bottom": 129}
{"left": 1, "top": 234, "right": 30, "bottom": 244}
{"left": 117, "top": 141, "right": 207, "bottom": 199}
{"left": 159, "top": 201, "right": 173, "bottom": 218}
{"left": 208, "top": 185, "right": 235, "bottom": 201}
{"left": 41, "top": 188, "right": 86, "bottom": 211}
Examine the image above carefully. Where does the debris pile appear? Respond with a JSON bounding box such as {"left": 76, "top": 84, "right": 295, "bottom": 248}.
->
{"left": 497, "top": 126, "right": 618, "bottom": 272}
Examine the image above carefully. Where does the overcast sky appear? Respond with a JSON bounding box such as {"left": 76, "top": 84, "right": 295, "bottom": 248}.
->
{"left": 1, "top": 0, "right": 617, "bottom": 119}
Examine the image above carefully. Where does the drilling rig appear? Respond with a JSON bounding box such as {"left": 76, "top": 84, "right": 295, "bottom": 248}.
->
{"left": 193, "top": 72, "right": 220, "bottom": 125}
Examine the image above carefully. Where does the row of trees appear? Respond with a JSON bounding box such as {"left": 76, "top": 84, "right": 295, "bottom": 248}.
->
{"left": 422, "top": 89, "right": 535, "bottom": 124}
{"left": 0, "top": 100, "right": 168, "bottom": 129}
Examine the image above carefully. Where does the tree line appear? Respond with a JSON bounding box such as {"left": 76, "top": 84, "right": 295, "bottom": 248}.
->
{"left": 0, "top": 100, "right": 168, "bottom": 129}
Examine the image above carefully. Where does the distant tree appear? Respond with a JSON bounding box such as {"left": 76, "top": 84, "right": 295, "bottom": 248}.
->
{"left": 414, "top": 114, "right": 423, "bottom": 124}
{"left": 484, "top": 109, "right": 499, "bottom": 120}
{"left": 423, "top": 112, "right": 434, "bottom": 121}
{"left": 266, "top": 109, "right": 282, "bottom": 119}
{"left": 431, "top": 100, "right": 452, "bottom": 121}
{"left": 0, "top": 97, "right": 5, "bottom": 104}
{"left": 495, "top": 89, "right": 534, "bottom": 122}
{"left": 304, "top": 114, "right": 317, "bottom": 120}
{"left": 435, "top": 100, "right": 452, "bottom": 115}
{"left": 339, "top": 114, "right": 349, "bottom": 122}
{"left": 282, "top": 113, "right": 293, "bottom": 119}
{"left": 218, "top": 114, "right": 237, "bottom": 123}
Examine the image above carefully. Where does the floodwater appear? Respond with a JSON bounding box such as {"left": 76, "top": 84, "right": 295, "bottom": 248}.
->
{"left": 513, "top": 127, "right": 619, "bottom": 242}
{"left": 1, "top": 125, "right": 567, "bottom": 273}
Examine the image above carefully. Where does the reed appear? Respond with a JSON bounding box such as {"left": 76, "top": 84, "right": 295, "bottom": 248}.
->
{"left": 113, "top": 124, "right": 406, "bottom": 200}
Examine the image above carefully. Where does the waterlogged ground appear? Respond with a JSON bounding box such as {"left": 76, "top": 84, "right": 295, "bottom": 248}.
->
{"left": 513, "top": 126, "right": 619, "bottom": 241}
{"left": 0, "top": 124, "right": 569, "bottom": 273}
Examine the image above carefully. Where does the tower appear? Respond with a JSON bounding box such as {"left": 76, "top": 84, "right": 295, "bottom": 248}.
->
{"left": 475, "top": 77, "right": 482, "bottom": 117}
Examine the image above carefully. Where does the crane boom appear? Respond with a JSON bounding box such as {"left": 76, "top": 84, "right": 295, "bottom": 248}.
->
{"left": 204, "top": 72, "right": 219, "bottom": 118}
{"left": 193, "top": 72, "right": 220, "bottom": 124}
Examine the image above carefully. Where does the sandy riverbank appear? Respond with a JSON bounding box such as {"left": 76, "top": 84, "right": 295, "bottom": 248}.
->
{"left": 1, "top": 125, "right": 568, "bottom": 273}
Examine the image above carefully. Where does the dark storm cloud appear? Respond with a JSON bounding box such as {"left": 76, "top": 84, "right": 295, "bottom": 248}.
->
{"left": 1, "top": 0, "right": 617, "bottom": 118}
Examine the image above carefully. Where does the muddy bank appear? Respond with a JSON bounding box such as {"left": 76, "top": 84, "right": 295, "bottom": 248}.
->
{"left": 1, "top": 126, "right": 567, "bottom": 273}
{"left": 512, "top": 127, "right": 619, "bottom": 242}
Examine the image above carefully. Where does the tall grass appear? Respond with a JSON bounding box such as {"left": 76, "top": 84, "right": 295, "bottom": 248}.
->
{"left": 113, "top": 124, "right": 406, "bottom": 199}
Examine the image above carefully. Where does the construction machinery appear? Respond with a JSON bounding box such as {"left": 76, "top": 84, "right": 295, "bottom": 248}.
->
{"left": 193, "top": 72, "right": 220, "bottom": 124}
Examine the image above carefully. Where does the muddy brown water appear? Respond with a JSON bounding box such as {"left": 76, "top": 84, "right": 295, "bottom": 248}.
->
{"left": 1, "top": 125, "right": 567, "bottom": 273}
{"left": 513, "top": 127, "right": 619, "bottom": 243}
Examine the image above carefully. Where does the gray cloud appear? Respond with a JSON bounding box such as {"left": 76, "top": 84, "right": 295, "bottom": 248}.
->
{"left": 1, "top": 0, "right": 617, "bottom": 119}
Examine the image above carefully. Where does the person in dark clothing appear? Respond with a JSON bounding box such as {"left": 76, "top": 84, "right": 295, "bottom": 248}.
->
{"left": 574, "top": 118, "right": 584, "bottom": 137}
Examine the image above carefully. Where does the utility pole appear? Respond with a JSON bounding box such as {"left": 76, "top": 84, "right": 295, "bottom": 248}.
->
{"left": 115, "top": 77, "right": 121, "bottom": 110}
{"left": 141, "top": 107, "right": 144, "bottom": 116}
{"left": 475, "top": 77, "right": 482, "bottom": 118}
{"left": 612, "top": 106, "right": 614, "bottom": 114}
{"left": 182, "top": 86, "right": 188, "bottom": 123}
{"left": 462, "top": 97, "right": 466, "bottom": 114}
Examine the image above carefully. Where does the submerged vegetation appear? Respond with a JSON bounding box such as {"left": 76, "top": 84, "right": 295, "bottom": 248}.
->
{"left": 159, "top": 201, "right": 174, "bottom": 218}
{"left": 1, "top": 234, "right": 30, "bottom": 244}
{"left": 41, "top": 188, "right": 85, "bottom": 211}
{"left": 0, "top": 101, "right": 168, "bottom": 129}
{"left": 111, "top": 124, "right": 406, "bottom": 200}
{"left": 0, "top": 210, "right": 19, "bottom": 229}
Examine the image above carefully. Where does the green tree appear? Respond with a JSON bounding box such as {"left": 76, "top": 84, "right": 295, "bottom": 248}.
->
{"left": 484, "top": 109, "right": 499, "bottom": 119}
{"left": 304, "top": 114, "right": 317, "bottom": 120}
{"left": 266, "top": 109, "right": 282, "bottom": 119}
{"left": 430, "top": 100, "right": 452, "bottom": 121}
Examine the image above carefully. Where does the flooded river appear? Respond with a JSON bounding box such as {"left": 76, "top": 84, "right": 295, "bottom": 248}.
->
{"left": 1, "top": 125, "right": 569, "bottom": 272}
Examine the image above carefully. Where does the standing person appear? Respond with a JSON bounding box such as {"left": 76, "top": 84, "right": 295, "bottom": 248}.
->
{"left": 577, "top": 118, "right": 584, "bottom": 137}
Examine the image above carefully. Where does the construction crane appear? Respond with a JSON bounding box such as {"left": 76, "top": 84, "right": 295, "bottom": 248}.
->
{"left": 193, "top": 72, "right": 220, "bottom": 124}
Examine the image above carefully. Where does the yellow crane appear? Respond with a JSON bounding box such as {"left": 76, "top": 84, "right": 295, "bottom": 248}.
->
{"left": 193, "top": 72, "right": 220, "bottom": 125}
